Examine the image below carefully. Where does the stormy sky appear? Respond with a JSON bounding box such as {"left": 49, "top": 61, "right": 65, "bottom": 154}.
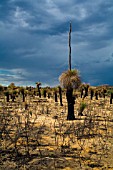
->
{"left": 0, "top": 0, "right": 113, "bottom": 86}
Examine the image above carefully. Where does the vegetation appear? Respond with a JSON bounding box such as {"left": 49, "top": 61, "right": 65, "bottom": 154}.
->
{"left": 36, "top": 82, "right": 41, "bottom": 98}
{"left": 78, "top": 101, "right": 87, "bottom": 116}
{"left": 59, "top": 69, "right": 81, "bottom": 120}
{"left": 59, "top": 69, "right": 81, "bottom": 89}
{"left": 0, "top": 83, "right": 113, "bottom": 169}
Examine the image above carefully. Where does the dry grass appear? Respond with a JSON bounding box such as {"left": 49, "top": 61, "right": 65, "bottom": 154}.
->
{"left": 0, "top": 93, "right": 113, "bottom": 170}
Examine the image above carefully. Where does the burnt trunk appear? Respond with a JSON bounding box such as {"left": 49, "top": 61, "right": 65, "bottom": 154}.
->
{"left": 48, "top": 92, "right": 51, "bottom": 99}
{"left": 66, "top": 88, "right": 75, "bottom": 120}
{"left": 12, "top": 95, "right": 15, "bottom": 102}
{"left": 83, "top": 86, "right": 89, "bottom": 98}
{"left": 95, "top": 91, "right": 98, "bottom": 100}
{"left": 110, "top": 92, "right": 113, "bottom": 104}
{"left": 54, "top": 91, "right": 58, "bottom": 102}
{"left": 6, "top": 94, "right": 9, "bottom": 102}
{"left": 90, "top": 90, "right": 94, "bottom": 100}
{"left": 80, "top": 89, "right": 84, "bottom": 98}
{"left": 43, "top": 90, "right": 47, "bottom": 98}
{"left": 59, "top": 87, "right": 63, "bottom": 106}
{"left": 22, "top": 93, "right": 25, "bottom": 102}
{"left": 37, "top": 85, "right": 41, "bottom": 98}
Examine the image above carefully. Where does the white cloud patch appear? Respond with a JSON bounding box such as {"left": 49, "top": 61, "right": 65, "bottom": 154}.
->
{"left": 12, "top": 6, "right": 31, "bottom": 28}
{"left": 0, "top": 68, "right": 31, "bottom": 86}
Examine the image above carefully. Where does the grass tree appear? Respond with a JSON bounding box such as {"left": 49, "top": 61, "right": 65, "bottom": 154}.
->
{"left": 36, "top": 82, "right": 41, "bottom": 98}
{"left": 11, "top": 90, "right": 17, "bottom": 102}
{"left": 83, "top": 84, "right": 89, "bottom": 99}
{"left": 8, "top": 82, "right": 16, "bottom": 90}
{"left": 95, "top": 89, "right": 98, "bottom": 100}
{"left": 101, "top": 86, "right": 107, "bottom": 98}
{"left": 89, "top": 87, "right": 95, "bottom": 100}
{"left": 79, "top": 84, "right": 85, "bottom": 98}
{"left": 53, "top": 87, "right": 58, "bottom": 103}
{"left": 20, "top": 87, "right": 25, "bottom": 102}
{"left": 45, "top": 87, "right": 51, "bottom": 99}
{"left": 0, "top": 85, "right": 4, "bottom": 95}
{"left": 110, "top": 92, "right": 113, "bottom": 104}
{"left": 42, "top": 88, "right": 47, "bottom": 98}
{"left": 59, "top": 69, "right": 81, "bottom": 120}
{"left": 8, "top": 83, "right": 17, "bottom": 102}
{"left": 58, "top": 86, "right": 63, "bottom": 106}
{"left": 47, "top": 89, "right": 51, "bottom": 99}
{"left": 4, "top": 91, "right": 10, "bottom": 102}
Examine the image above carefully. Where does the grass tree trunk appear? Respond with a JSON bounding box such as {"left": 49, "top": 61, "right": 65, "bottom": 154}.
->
{"left": 90, "top": 89, "right": 94, "bottom": 100}
{"left": 36, "top": 82, "right": 41, "bottom": 98}
{"left": 20, "top": 88, "right": 25, "bottom": 102}
{"left": 58, "top": 86, "right": 63, "bottom": 106}
{"left": 80, "top": 89, "right": 84, "bottom": 98}
{"left": 66, "top": 88, "right": 75, "bottom": 120}
{"left": 48, "top": 92, "right": 51, "bottom": 99}
{"left": 83, "top": 85, "right": 89, "bottom": 98}
{"left": 103, "top": 89, "right": 106, "bottom": 98}
{"left": 38, "top": 85, "right": 41, "bottom": 98}
{"left": 110, "top": 92, "right": 113, "bottom": 104}
{"left": 4, "top": 91, "right": 10, "bottom": 102}
{"left": 54, "top": 91, "right": 58, "bottom": 102}
{"left": 43, "top": 89, "right": 47, "bottom": 98}
{"left": 6, "top": 94, "right": 9, "bottom": 102}
{"left": 11, "top": 94, "right": 15, "bottom": 102}
{"left": 22, "top": 92, "right": 25, "bottom": 102}
{"left": 95, "top": 91, "right": 98, "bottom": 100}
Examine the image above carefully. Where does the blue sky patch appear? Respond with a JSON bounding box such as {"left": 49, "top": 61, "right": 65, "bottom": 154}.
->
{"left": 0, "top": 0, "right": 113, "bottom": 86}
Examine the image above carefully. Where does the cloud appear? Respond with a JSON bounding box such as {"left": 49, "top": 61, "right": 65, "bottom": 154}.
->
{"left": 12, "top": 6, "right": 30, "bottom": 28}
{"left": 0, "top": 68, "right": 30, "bottom": 86}
{"left": 0, "top": 0, "right": 113, "bottom": 86}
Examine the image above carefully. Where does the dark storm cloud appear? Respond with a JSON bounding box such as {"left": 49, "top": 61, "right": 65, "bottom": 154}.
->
{"left": 0, "top": 0, "right": 113, "bottom": 86}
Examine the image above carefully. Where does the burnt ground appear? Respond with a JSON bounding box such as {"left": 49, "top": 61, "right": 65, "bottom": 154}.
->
{"left": 0, "top": 95, "right": 113, "bottom": 170}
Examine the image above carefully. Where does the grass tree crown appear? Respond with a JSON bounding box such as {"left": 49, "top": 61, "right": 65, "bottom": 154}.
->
{"left": 59, "top": 69, "right": 81, "bottom": 89}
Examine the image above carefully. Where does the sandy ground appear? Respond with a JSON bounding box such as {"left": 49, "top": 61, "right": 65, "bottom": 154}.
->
{"left": 0, "top": 94, "right": 113, "bottom": 170}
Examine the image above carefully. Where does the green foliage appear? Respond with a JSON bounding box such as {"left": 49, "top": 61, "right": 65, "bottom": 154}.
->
{"left": 80, "top": 101, "right": 87, "bottom": 110}
{"left": 19, "top": 87, "right": 25, "bottom": 94}
{"left": 4, "top": 91, "right": 10, "bottom": 96}
{"left": 78, "top": 101, "right": 87, "bottom": 116}
{"left": 107, "top": 89, "right": 113, "bottom": 96}
{"left": 29, "top": 111, "right": 32, "bottom": 116}
{"left": 36, "top": 82, "right": 41, "bottom": 87}
{"left": 12, "top": 90, "right": 17, "bottom": 95}
{"left": 8, "top": 83, "right": 16, "bottom": 90}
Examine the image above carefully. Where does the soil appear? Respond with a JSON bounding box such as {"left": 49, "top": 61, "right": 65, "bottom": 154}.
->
{"left": 0, "top": 94, "right": 113, "bottom": 170}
